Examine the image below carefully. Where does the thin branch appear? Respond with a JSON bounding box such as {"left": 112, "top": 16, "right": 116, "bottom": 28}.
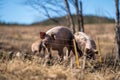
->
{"left": 27, "top": 0, "right": 60, "bottom": 24}
{"left": 64, "top": 0, "right": 75, "bottom": 33}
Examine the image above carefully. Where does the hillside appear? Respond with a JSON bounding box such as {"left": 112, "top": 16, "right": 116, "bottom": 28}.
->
{"left": 0, "top": 15, "right": 114, "bottom": 26}
{"left": 32, "top": 15, "right": 115, "bottom": 26}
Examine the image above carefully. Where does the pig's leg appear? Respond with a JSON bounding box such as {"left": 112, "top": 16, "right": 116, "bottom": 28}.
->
{"left": 65, "top": 46, "right": 72, "bottom": 60}
{"left": 58, "top": 49, "right": 64, "bottom": 62}
{"left": 64, "top": 48, "right": 69, "bottom": 60}
{"left": 45, "top": 47, "right": 52, "bottom": 59}
{"left": 39, "top": 46, "right": 46, "bottom": 57}
{"left": 43, "top": 47, "right": 52, "bottom": 66}
{"left": 67, "top": 46, "right": 72, "bottom": 57}
{"left": 71, "top": 43, "right": 83, "bottom": 57}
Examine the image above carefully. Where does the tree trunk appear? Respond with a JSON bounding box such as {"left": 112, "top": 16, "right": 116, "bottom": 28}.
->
{"left": 75, "top": 0, "right": 84, "bottom": 32}
{"left": 116, "top": 27, "right": 120, "bottom": 59}
{"left": 64, "top": 0, "right": 75, "bottom": 33}
{"left": 79, "top": 1, "right": 84, "bottom": 32}
{"left": 75, "top": 0, "right": 80, "bottom": 32}
{"left": 115, "top": 0, "right": 120, "bottom": 59}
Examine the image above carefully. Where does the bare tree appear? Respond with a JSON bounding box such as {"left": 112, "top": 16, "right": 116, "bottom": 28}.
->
{"left": 115, "top": 0, "right": 120, "bottom": 59}
{"left": 79, "top": 1, "right": 84, "bottom": 32}
{"left": 75, "top": 0, "right": 80, "bottom": 31}
{"left": 26, "top": 0, "right": 67, "bottom": 24}
{"left": 75, "top": 0, "right": 84, "bottom": 32}
{"left": 26, "top": 0, "right": 84, "bottom": 33}
{"left": 64, "top": 0, "right": 75, "bottom": 33}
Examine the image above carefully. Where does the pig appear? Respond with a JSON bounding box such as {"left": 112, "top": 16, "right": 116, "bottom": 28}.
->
{"left": 31, "top": 40, "right": 41, "bottom": 54}
{"left": 39, "top": 26, "right": 82, "bottom": 61}
{"left": 31, "top": 40, "right": 45, "bottom": 57}
{"left": 74, "top": 32, "right": 98, "bottom": 59}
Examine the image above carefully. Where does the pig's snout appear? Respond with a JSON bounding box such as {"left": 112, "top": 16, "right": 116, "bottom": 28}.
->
{"left": 42, "top": 40, "right": 49, "bottom": 47}
{"left": 44, "top": 41, "right": 49, "bottom": 46}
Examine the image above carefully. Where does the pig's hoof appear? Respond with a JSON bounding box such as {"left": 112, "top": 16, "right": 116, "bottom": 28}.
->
{"left": 59, "top": 58, "right": 63, "bottom": 62}
{"left": 46, "top": 60, "right": 51, "bottom": 65}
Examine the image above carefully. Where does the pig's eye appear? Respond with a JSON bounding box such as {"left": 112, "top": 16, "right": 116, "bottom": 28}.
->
{"left": 45, "top": 34, "right": 50, "bottom": 37}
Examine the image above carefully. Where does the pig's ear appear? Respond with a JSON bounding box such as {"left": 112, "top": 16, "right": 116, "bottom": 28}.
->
{"left": 51, "top": 33, "right": 56, "bottom": 40}
{"left": 40, "top": 32, "right": 46, "bottom": 39}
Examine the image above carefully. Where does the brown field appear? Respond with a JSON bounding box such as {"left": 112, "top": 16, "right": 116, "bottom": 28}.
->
{"left": 0, "top": 24, "right": 120, "bottom": 80}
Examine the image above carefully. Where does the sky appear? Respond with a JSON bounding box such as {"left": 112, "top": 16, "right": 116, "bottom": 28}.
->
{"left": 0, "top": 0, "right": 116, "bottom": 25}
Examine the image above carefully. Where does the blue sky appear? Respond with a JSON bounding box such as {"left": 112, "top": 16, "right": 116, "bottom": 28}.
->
{"left": 0, "top": 0, "right": 116, "bottom": 25}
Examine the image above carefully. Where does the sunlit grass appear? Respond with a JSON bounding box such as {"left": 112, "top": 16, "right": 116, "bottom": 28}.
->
{"left": 0, "top": 24, "right": 120, "bottom": 80}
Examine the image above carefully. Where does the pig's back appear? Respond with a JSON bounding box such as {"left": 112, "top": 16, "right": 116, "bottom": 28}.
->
{"left": 46, "top": 26, "right": 73, "bottom": 39}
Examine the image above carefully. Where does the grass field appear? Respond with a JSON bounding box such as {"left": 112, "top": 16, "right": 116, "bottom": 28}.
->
{"left": 0, "top": 24, "right": 120, "bottom": 80}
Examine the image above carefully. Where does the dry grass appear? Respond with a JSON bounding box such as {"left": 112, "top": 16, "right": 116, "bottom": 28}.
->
{"left": 0, "top": 24, "right": 120, "bottom": 80}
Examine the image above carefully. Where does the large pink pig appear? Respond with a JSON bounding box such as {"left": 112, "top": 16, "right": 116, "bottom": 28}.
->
{"left": 39, "top": 26, "right": 82, "bottom": 61}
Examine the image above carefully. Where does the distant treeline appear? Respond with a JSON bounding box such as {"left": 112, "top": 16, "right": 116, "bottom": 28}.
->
{"left": 32, "top": 15, "right": 115, "bottom": 26}
{"left": 0, "top": 15, "right": 115, "bottom": 26}
{"left": 0, "top": 22, "right": 28, "bottom": 26}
